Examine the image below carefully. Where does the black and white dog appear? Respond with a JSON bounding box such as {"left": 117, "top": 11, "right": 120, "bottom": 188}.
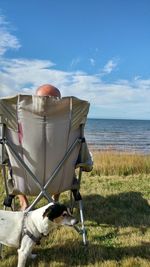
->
{"left": 0, "top": 202, "right": 78, "bottom": 267}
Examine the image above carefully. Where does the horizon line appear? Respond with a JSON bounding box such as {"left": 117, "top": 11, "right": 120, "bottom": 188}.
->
{"left": 88, "top": 117, "right": 150, "bottom": 121}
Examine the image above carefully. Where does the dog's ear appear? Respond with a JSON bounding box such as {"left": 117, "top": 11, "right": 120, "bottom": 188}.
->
{"left": 43, "top": 206, "right": 52, "bottom": 218}
{"left": 43, "top": 203, "right": 67, "bottom": 221}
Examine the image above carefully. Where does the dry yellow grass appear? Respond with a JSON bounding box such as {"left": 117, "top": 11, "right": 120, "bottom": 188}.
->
{"left": 91, "top": 150, "right": 150, "bottom": 176}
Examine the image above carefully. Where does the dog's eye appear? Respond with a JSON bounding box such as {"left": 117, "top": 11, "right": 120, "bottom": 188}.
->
{"left": 62, "top": 212, "right": 67, "bottom": 217}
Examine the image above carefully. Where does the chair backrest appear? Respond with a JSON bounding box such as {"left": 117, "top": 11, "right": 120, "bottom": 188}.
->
{"left": 0, "top": 95, "right": 89, "bottom": 196}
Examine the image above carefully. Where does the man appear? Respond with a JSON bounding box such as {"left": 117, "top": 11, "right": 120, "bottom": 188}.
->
{"left": 18, "top": 84, "right": 61, "bottom": 210}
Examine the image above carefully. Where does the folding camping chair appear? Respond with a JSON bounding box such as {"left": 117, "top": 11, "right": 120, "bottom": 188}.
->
{"left": 0, "top": 94, "right": 93, "bottom": 246}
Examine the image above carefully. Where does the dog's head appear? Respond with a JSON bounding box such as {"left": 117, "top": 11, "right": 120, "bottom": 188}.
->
{"left": 43, "top": 203, "right": 78, "bottom": 226}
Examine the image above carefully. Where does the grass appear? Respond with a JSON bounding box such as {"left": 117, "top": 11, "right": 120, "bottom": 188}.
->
{"left": 0, "top": 151, "right": 150, "bottom": 266}
{"left": 92, "top": 150, "right": 150, "bottom": 176}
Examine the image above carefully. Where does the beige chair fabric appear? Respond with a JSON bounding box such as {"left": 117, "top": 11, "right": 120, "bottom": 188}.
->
{"left": 0, "top": 95, "right": 90, "bottom": 196}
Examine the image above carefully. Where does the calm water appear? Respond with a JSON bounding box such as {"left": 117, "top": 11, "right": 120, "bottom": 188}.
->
{"left": 85, "top": 119, "right": 150, "bottom": 154}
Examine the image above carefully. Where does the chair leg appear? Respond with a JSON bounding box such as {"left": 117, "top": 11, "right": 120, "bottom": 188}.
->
{"left": 71, "top": 189, "right": 87, "bottom": 245}
{"left": 79, "top": 199, "right": 87, "bottom": 245}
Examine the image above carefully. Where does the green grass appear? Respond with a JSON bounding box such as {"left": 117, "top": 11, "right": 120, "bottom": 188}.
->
{"left": 0, "top": 152, "right": 150, "bottom": 266}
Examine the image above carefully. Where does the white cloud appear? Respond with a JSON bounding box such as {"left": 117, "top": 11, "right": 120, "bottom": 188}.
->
{"left": 0, "top": 57, "right": 69, "bottom": 96}
{"left": 102, "top": 59, "right": 118, "bottom": 74}
{"left": 1, "top": 55, "right": 150, "bottom": 119}
{"left": 1, "top": 53, "right": 150, "bottom": 119}
{"left": 0, "top": 15, "right": 20, "bottom": 56}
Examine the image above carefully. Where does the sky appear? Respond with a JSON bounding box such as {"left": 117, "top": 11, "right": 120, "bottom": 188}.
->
{"left": 0, "top": 0, "right": 150, "bottom": 120}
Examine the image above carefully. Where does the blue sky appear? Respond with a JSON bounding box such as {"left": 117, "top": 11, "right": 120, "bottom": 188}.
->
{"left": 0, "top": 0, "right": 150, "bottom": 119}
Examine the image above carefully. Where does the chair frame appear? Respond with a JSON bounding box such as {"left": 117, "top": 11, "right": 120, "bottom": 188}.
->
{"left": 0, "top": 121, "right": 87, "bottom": 245}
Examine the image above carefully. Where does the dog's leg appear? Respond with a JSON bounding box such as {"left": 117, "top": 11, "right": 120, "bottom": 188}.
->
{"left": 17, "top": 235, "right": 34, "bottom": 267}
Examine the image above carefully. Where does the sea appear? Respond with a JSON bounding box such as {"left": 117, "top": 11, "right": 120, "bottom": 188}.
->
{"left": 84, "top": 118, "right": 150, "bottom": 154}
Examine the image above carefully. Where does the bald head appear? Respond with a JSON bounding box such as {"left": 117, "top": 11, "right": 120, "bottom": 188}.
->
{"left": 36, "top": 84, "right": 61, "bottom": 98}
